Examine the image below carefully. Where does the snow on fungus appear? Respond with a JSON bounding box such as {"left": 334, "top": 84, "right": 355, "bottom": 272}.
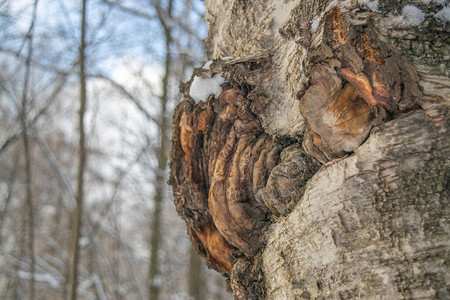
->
{"left": 203, "top": 60, "right": 213, "bottom": 70}
{"left": 189, "top": 73, "right": 226, "bottom": 103}
{"left": 435, "top": 6, "right": 450, "bottom": 22}
{"left": 325, "top": 0, "right": 340, "bottom": 13}
{"left": 310, "top": 17, "right": 321, "bottom": 33}
{"left": 395, "top": 5, "right": 425, "bottom": 26}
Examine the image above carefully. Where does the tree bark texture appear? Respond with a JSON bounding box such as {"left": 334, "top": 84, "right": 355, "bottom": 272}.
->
{"left": 170, "top": 0, "right": 449, "bottom": 299}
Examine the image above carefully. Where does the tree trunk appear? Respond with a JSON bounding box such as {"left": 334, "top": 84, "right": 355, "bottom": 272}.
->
{"left": 188, "top": 246, "right": 204, "bottom": 300}
{"left": 20, "top": 1, "right": 40, "bottom": 298}
{"left": 170, "top": 0, "right": 449, "bottom": 299}
{"left": 69, "top": 0, "right": 88, "bottom": 298}
{"left": 148, "top": 1, "right": 173, "bottom": 299}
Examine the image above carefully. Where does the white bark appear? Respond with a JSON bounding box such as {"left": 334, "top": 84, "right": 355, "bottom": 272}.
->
{"left": 263, "top": 105, "right": 449, "bottom": 299}
{"left": 205, "top": 0, "right": 309, "bottom": 137}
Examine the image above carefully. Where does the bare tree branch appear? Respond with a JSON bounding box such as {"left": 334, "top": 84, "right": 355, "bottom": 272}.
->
{"left": 0, "top": 62, "right": 74, "bottom": 157}
{"left": 90, "top": 73, "right": 161, "bottom": 126}
{"left": 101, "top": 0, "right": 155, "bottom": 20}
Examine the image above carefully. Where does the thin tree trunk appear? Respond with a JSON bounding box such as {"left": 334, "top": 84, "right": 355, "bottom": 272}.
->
{"left": 11, "top": 236, "right": 23, "bottom": 300}
{"left": 188, "top": 247, "right": 203, "bottom": 300}
{"left": 0, "top": 153, "right": 18, "bottom": 247}
{"left": 213, "top": 274, "right": 225, "bottom": 300}
{"left": 19, "top": 1, "right": 40, "bottom": 298}
{"left": 147, "top": 1, "right": 173, "bottom": 299}
{"left": 69, "top": 0, "right": 88, "bottom": 298}
{"left": 60, "top": 199, "right": 68, "bottom": 300}
{"left": 87, "top": 235, "right": 98, "bottom": 299}
{"left": 11, "top": 178, "right": 27, "bottom": 300}
{"left": 21, "top": 122, "right": 35, "bottom": 300}
{"left": 113, "top": 203, "right": 122, "bottom": 300}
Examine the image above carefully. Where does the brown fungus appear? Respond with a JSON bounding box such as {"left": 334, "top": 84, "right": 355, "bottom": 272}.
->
{"left": 170, "top": 86, "right": 277, "bottom": 271}
{"left": 299, "top": 7, "right": 421, "bottom": 163}
{"left": 170, "top": 81, "right": 319, "bottom": 273}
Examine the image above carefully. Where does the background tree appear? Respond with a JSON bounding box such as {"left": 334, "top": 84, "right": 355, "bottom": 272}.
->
{"left": 68, "top": 0, "right": 88, "bottom": 298}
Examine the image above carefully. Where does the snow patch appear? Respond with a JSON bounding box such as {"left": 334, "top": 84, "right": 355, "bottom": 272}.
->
{"left": 310, "top": 17, "right": 321, "bottom": 33}
{"left": 79, "top": 236, "right": 89, "bottom": 248}
{"left": 421, "top": 0, "right": 445, "bottom": 4}
{"left": 18, "top": 271, "right": 61, "bottom": 289}
{"left": 358, "top": 0, "right": 379, "bottom": 12}
{"left": 189, "top": 74, "right": 226, "bottom": 103}
{"left": 394, "top": 5, "right": 425, "bottom": 26}
{"left": 435, "top": 6, "right": 450, "bottom": 22}
{"left": 152, "top": 274, "right": 162, "bottom": 288}
{"left": 375, "top": 269, "right": 390, "bottom": 285}
{"left": 202, "top": 60, "right": 213, "bottom": 70}
{"left": 325, "top": 0, "right": 340, "bottom": 13}
{"left": 92, "top": 274, "right": 108, "bottom": 300}
{"left": 433, "top": 0, "right": 446, "bottom": 5}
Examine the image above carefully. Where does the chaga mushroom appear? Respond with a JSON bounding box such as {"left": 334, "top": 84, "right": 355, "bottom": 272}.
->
{"left": 299, "top": 7, "right": 421, "bottom": 163}
{"left": 170, "top": 96, "right": 236, "bottom": 274}
{"left": 188, "top": 221, "right": 234, "bottom": 273}
{"left": 170, "top": 86, "right": 285, "bottom": 272}
{"left": 170, "top": 76, "right": 322, "bottom": 273}
{"left": 299, "top": 64, "right": 376, "bottom": 163}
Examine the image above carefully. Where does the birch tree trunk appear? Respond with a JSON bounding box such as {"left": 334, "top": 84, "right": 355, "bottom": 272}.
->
{"left": 170, "top": 0, "right": 449, "bottom": 299}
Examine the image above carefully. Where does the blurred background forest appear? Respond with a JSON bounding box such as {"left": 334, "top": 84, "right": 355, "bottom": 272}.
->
{"left": 0, "top": 0, "right": 231, "bottom": 299}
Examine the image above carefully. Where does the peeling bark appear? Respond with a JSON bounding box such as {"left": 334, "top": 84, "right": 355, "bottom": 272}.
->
{"left": 171, "top": 0, "right": 450, "bottom": 298}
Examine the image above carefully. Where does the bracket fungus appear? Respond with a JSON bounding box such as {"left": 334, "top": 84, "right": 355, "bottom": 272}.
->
{"left": 170, "top": 76, "right": 319, "bottom": 274}
{"left": 299, "top": 7, "right": 422, "bottom": 163}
